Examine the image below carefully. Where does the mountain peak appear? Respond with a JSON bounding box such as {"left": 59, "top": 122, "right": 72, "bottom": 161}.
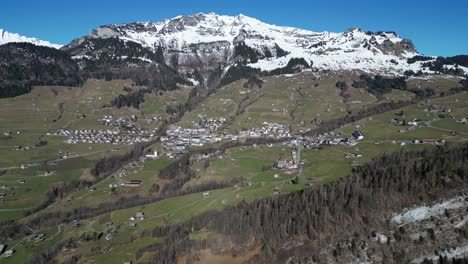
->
{"left": 0, "top": 28, "right": 62, "bottom": 49}
{"left": 66, "top": 13, "right": 423, "bottom": 74}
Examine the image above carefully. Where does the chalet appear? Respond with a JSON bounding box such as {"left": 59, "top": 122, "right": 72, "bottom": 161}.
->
{"left": 175, "top": 144, "right": 186, "bottom": 151}
{"left": 457, "top": 117, "right": 468, "bottom": 124}
{"left": 272, "top": 187, "right": 280, "bottom": 195}
{"left": 391, "top": 118, "right": 403, "bottom": 126}
{"left": 423, "top": 139, "right": 445, "bottom": 145}
{"left": 33, "top": 234, "right": 46, "bottom": 242}
{"left": 3, "top": 249, "right": 14, "bottom": 257}
{"left": 285, "top": 165, "right": 298, "bottom": 174}
{"left": 136, "top": 212, "right": 145, "bottom": 220}
{"left": 145, "top": 150, "right": 158, "bottom": 159}
{"left": 408, "top": 119, "right": 421, "bottom": 126}
{"left": 276, "top": 160, "right": 287, "bottom": 169}
{"left": 71, "top": 219, "right": 80, "bottom": 227}
{"left": 109, "top": 183, "right": 119, "bottom": 188}
{"left": 105, "top": 232, "right": 115, "bottom": 241}
{"left": 352, "top": 131, "right": 364, "bottom": 140}
{"left": 124, "top": 180, "right": 142, "bottom": 187}
{"left": 345, "top": 153, "right": 362, "bottom": 159}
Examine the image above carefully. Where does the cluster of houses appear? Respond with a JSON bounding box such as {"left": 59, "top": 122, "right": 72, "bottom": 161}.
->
{"left": 128, "top": 212, "right": 145, "bottom": 228}
{"left": 286, "top": 130, "right": 364, "bottom": 149}
{"left": 13, "top": 145, "right": 35, "bottom": 151}
{"left": 391, "top": 118, "right": 423, "bottom": 127}
{"left": 192, "top": 115, "right": 227, "bottom": 131}
{"left": 238, "top": 122, "right": 291, "bottom": 138}
{"left": 411, "top": 139, "right": 446, "bottom": 145}
{"left": 275, "top": 146, "right": 304, "bottom": 174}
{"left": 29, "top": 233, "right": 46, "bottom": 243}
{"left": 109, "top": 180, "right": 142, "bottom": 189}
{"left": 162, "top": 125, "right": 228, "bottom": 158}
{"left": 20, "top": 161, "right": 40, "bottom": 169}
{"left": 272, "top": 108, "right": 289, "bottom": 113}
{"left": 162, "top": 122, "right": 291, "bottom": 158}
{"left": 48, "top": 128, "right": 157, "bottom": 145}
{"left": 425, "top": 104, "right": 452, "bottom": 114}
{"left": 2, "top": 130, "right": 22, "bottom": 137}
{"left": 144, "top": 116, "right": 162, "bottom": 124}
{"left": 99, "top": 115, "right": 137, "bottom": 129}
{"left": 0, "top": 184, "right": 16, "bottom": 199}
{"left": 105, "top": 221, "right": 117, "bottom": 240}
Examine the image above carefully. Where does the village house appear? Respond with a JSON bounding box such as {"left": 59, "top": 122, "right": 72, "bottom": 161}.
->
{"left": 345, "top": 153, "right": 362, "bottom": 159}
{"left": 457, "top": 117, "right": 468, "bottom": 125}
{"left": 145, "top": 150, "right": 158, "bottom": 159}
{"left": 352, "top": 131, "right": 364, "bottom": 140}
{"left": 407, "top": 119, "right": 422, "bottom": 126}
{"left": 136, "top": 212, "right": 145, "bottom": 220}
{"left": 272, "top": 186, "right": 280, "bottom": 195}
{"left": 391, "top": 118, "right": 404, "bottom": 126}
{"left": 105, "top": 231, "right": 116, "bottom": 240}
{"left": 71, "top": 219, "right": 80, "bottom": 227}
{"left": 32, "top": 233, "right": 46, "bottom": 243}
{"left": 3, "top": 249, "right": 14, "bottom": 257}
{"left": 124, "top": 180, "right": 142, "bottom": 187}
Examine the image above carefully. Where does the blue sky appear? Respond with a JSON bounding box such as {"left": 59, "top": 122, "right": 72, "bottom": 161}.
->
{"left": 2, "top": 0, "right": 467, "bottom": 56}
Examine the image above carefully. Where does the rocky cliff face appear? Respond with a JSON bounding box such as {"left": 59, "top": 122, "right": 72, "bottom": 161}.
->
{"left": 62, "top": 13, "right": 424, "bottom": 75}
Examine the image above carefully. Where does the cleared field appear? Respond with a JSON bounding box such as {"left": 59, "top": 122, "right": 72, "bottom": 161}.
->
{"left": 0, "top": 80, "right": 189, "bottom": 221}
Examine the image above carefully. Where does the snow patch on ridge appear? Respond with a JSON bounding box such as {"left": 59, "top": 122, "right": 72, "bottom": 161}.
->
{"left": 391, "top": 196, "right": 468, "bottom": 226}
{"left": 0, "top": 28, "right": 62, "bottom": 49}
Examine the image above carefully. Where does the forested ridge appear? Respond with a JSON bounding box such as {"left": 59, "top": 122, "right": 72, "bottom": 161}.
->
{"left": 0, "top": 43, "right": 82, "bottom": 98}
{"left": 145, "top": 143, "right": 468, "bottom": 264}
{"left": 22, "top": 143, "right": 468, "bottom": 264}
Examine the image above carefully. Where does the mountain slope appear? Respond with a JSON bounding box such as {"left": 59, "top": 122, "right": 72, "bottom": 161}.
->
{"left": 0, "top": 43, "right": 81, "bottom": 98}
{"left": 64, "top": 13, "right": 427, "bottom": 75}
{"left": 0, "top": 28, "right": 62, "bottom": 49}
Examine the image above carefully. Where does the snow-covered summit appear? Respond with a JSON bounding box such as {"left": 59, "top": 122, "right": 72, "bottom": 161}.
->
{"left": 66, "top": 13, "right": 426, "bottom": 74}
{"left": 0, "top": 28, "right": 62, "bottom": 49}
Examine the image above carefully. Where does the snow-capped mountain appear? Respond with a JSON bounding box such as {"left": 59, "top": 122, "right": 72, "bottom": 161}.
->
{"left": 64, "top": 13, "right": 426, "bottom": 74}
{"left": 0, "top": 28, "right": 62, "bottom": 49}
